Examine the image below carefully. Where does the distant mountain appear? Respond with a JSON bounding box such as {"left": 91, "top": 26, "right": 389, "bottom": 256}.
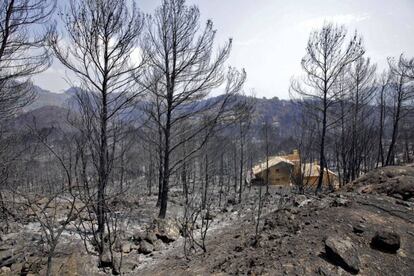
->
{"left": 20, "top": 84, "right": 299, "bottom": 139}
{"left": 23, "top": 85, "right": 72, "bottom": 112}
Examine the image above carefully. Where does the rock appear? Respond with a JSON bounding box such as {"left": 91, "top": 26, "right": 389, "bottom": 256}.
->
{"left": 152, "top": 239, "right": 165, "bottom": 251}
{"left": 145, "top": 231, "right": 158, "bottom": 244}
{"left": 154, "top": 219, "right": 180, "bottom": 243}
{"left": 122, "top": 260, "right": 138, "bottom": 272}
{"left": 0, "top": 248, "right": 13, "bottom": 262}
{"left": 227, "top": 197, "right": 237, "bottom": 205}
{"left": 112, "top": 265, "right": 120, "bottom": 275}
{"left": 122, "top": 243, "right": 132, "bottom": 254}
{"left": 132, "top": 229, "right": 157, "bottom": 245}
{"left": 132, "top": 230, "right": 145, "bottom": 242}
{"left": 299, "top": 199, "right": 313, "bottom": 208}
{"left": 130, "top": 243, "right": 139, "bottom": 251}
{"left": 352, "top": 224, "right": 366, "bottom": 235}
{"left": 10, "top": 262, "right": 23, "bottom": 273}
{"left": 324, "top": 236, "right": 360, "bottom": 274}
{"left": 0, "top": 266, "right": 11, "bottom": 273}
{"left": 110, "top": 257, "right": 122, "bottom": 275}
{"left": 79, "top": 211, "right": 95, "bottom": 222}
{"left": 371, "top": 231, "right": 400, "bottom": 253}
{"left": 138, "top": 241, "right": 154, "bottom": 254}
{"left": 290, "top": 207, "right": 300, "bottom": 214}
{"left": 392, "top": 193, "right": 404, "bottom": 200}
{"left": 0, "top": 250, "right": 24, "bottom": 268}
{"left": 331, "top": 197, "right": 351, "bottom": 207}
{"left": 40, "top": 252, "right": 96, "bottom": 275}
{"left": 263, "top": 218, "right": 275, "bottom": 230}
{"left": 317, "top": 266, "right": 335, "bottom": 276}
{"left": 234, "top": 245, "right": 243, "bottom": 252}
{"left": 113, "top": 239, "right": 122, "bottom": 252}
{"left": 221, "top": 207, "right": 229, "bottom": 213}
{"left": 21, "top": 261, "right": 34, "bottom": 275}
{"left": 204, "top": 210, "right": 217, "bottom": 220}
{"left": 268, "top": 232, "right": 282, "bottom": 240}
{"left": 395, "top": 200, "right": 411, "bottom": 207}
{"left": 294, "top": 195, "right": 307, "bottom": 207}
{"left": 100, "top": 250, "right": 113, "bottom": 268}
{"left": 0, "top": 232, "right": 19, "bottom": 242}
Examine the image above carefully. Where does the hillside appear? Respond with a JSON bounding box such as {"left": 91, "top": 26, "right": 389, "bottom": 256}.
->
{"left": 13, "top": 105, "right": 72, "bottom": 132}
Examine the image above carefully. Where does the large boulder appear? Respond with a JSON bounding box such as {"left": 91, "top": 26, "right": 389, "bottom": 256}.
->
{"left": 153, "top": 219, "right": 180, "bottom": 243}
{"left": 324, "top": 236, "right": 360, "bottom": 274}
{"left": 138, "top": 241, "right": 153, "bottom": 255}
{"left": 371, "top": 231, "right": 400, "bottom": 253}
{"left": 40, "top": 252, "right": 96, "bottom": 276}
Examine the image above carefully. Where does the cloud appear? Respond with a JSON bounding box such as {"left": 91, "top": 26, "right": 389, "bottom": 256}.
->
{"left": 299, "top": 13, "right": 370, "bottom": 29}
{"left": 233, "top": 36, "right": 265, "bottom": 47}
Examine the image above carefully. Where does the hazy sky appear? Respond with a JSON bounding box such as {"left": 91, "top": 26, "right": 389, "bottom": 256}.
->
{"left": 33, "top": 0, "right": 414, "bottom": 99}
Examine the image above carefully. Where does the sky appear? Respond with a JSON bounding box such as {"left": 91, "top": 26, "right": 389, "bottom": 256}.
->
{"left": 33, "top": 0, "right": 414, "bottom": 99}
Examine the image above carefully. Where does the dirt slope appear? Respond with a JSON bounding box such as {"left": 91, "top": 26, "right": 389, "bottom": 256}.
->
{"left": 139, "top": 189, "right": 414, "bottom": 275}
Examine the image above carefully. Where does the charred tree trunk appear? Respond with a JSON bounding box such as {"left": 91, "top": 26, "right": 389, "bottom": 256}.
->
{"left": 159, "top": 105, "right": 172, "bottom": 218}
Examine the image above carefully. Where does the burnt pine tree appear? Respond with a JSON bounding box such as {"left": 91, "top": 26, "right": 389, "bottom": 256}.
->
{"left": 0, "top": 0, "right": 55, "bottom": 120}
{"left": 346, "top": 56, "right": 376, "bottom": 180}
{"left": 0, "top": 0, "right": 55, "bottom": 226}
{"left": 49, "top": 0, "right": 145, "bottom": 264}
{"left": 376, "top": 70, "right": 391, "bottom": 167}
{"left": 140, "top": 0, "right": 245, "bottom": 218}
{"left": 385, "top": 55, "right": 414, "bottom": 165}
{"left": 290, "top": 23, "right": 364, "bottom": 192}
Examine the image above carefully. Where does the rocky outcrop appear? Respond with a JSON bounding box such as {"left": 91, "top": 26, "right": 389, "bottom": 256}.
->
{"left": 346, "top": 166, "right": 414, "bottom": 201}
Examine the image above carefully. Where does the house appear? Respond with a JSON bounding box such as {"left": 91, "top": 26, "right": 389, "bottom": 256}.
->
{"left": 252, "top": 156, "right": 294, "bottom": 186}
{"left": 252, "top": 150, "right": 338, "bottom": 188}
{"left": 300, "top": 161, "right": 338, "bottom": 188}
